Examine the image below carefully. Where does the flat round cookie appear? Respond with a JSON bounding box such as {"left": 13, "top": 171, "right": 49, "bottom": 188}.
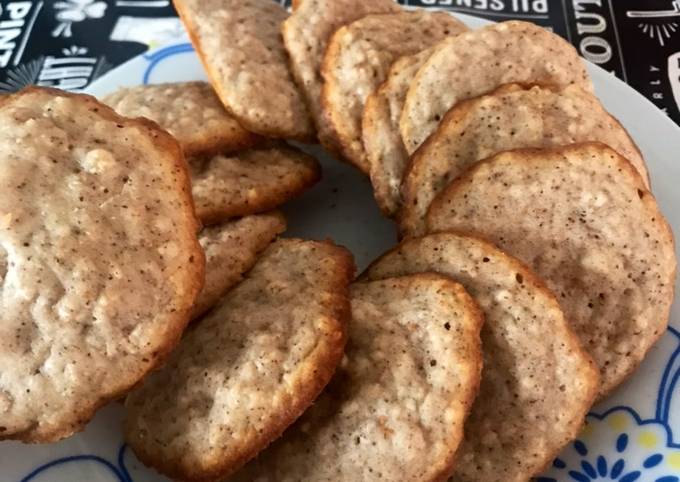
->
{"left": 0, "top": 87, "right": 204, "bottom": 442}
{"left": 102, "top": 82, "right": 259, "bottom": 158}
{"left": 400, "top": 84, "right": 648, "bottom": 237}
{"left": 174, "top": 0, "right": 314, "bottom": 140}
{"left": 399, "top": 21, "right": 593, "bottom": 155}
{"left": 191, "top": 211, "right": 286, "bottom": 320}
{"left": 189, "top": 144, "right": 320, "bottom": 225}
{"left": 427, "top": 143, "right": 676, "bottom": 397}
{"left": 362, "top": 233, "right": 599, "bottom": 482}
{"left": 321, "top": 10, "right": 468, "bottom": 171}
{"left": 125, "top": 239, "right": 354, "bottom": 481}
{"left": 282, "top": 0, "right": 400, "bottom": 149}
{"left": 232, "top": 274, "right": 483, "bottom": 482}
{"left": 362, "top": 47, "right": 435, "bottom": 217}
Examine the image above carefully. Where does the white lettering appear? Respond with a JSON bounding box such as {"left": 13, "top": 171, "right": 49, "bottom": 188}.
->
{"left": 37, "top": 78, "right": 89, "bottom": 90}
{"left": 0, "top": 20, "right": 22, "bottom": 28}
{"left": 532, "top": 0, "right": 547, "bottom": 13}
{"left": 579, "top": 36, "right": 612, "bottom": 64}
{"left": 7, "top": 2, "right": 31, "bottom": 19}
{"left": 420, "top": 0, "right": 552, "bottom": 12}
{"left": 0, "top": 2, "right": 32, "bottom": 68}
{"left": 39, "top": 66, "right": 95, "bottom": 80}
{"left": 42, "top": 56, "right": 97, "bottom": 67}
{"left": 0, "top": 29, "right": 20, "bottom": 67}
{"left": 575, "top": 11, "right": 607, "bottom": 34}
{"left": 36, "top": 56, "right": 98, "bottom": 91}
{"left": 0, "top": 28, "right": 20, "bottom": 50}
{"left": 573, "top": 0, "right": 602, "bottom": 10}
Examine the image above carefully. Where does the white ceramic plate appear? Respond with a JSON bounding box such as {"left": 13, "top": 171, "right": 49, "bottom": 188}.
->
{"left": 2, "top": 12, "right": 680, "bottom": 482}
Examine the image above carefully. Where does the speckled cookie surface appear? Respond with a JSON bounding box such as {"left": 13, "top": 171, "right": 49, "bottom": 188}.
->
{"left": 189, "top": 144, "right": 320, "bottom": 225}
{"left": 232, "top": 274, "right": 483, "bottom": 482}
{"left": 102, "top": 82, "right": 259, "bottom": 158}
{"left": 427, "top": 143, "right": 676, "bottom": 397}
{"left": 400, "top": 84, "right": 647, "bottom": 237}
{"left": 0, "top": 87, "right": 204, "bottom": 442}
{"left": 282, "top": 0, "right": 399, "bottom": 148}
{"left": 191, "top": 211, "right": 286, "bottom": 320}
{"left": 124, "top": 239, "right": 354, "bottom": 482}
{"left": 363, "top": 233, "right": 599, "bottom": 482}
{"left": 174, "top": 0, "right": 314, "bottom": 140}
{"left": 321, "top": 10, "right": 467, "bottom": 172}
{"left": 399, "top": 21, "right": 593, "bottom": 155}
{"left": 362, "top": 47, "right": 435, "bottom": 217}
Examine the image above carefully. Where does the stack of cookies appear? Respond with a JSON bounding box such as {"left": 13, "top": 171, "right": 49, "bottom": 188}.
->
{"left": 0, "top": 1, "right": 675, "bottom": 482}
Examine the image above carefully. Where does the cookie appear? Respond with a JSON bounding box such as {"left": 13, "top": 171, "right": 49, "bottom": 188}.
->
{"left": 0, "top": 87, "right": 204, "bottom": 442}
{"left": 174, "top": 0, "right": 314, "bottom": 140}
{"left": 400, "top": 84, "right": 648, "bottom": 236}
{"left": 362, "top": 47, "right": 436, "bottom": 216}
{"left": 282, "top": 0, "right": 400, "bottom": 150}
{"left": 232, "top": 274, "right": 483, "bottom": 482}
{"left": 189, "top": 144, "right": 320, "bottom": 225}
{"left": 427, "top": 143, "right": 676, "bottom": 397}
{"left": 191, "top": 211, "right": 286, "bottom": 320}
{"left": 125, "top": 239, "right": 354, "bottom": 481}
{"left": 362, "top": 232, "right": 599, "bottom": 481}
{"left": 321, "top": 10, "right": 467, "bottom": 171}
{"left": 399, "top": 21, "right": 593, "bottom": 155}
{"left": 102, "top": 82, "right": 259, "bottom": 158}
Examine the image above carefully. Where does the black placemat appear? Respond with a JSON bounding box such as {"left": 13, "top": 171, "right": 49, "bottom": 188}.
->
{"left": 0, "top": 0, "right": 678, "bottom": 125}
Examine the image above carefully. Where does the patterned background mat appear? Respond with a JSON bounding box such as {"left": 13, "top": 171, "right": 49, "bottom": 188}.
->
{"left": 0, "top": 0, "right": 678, "bottom": 125}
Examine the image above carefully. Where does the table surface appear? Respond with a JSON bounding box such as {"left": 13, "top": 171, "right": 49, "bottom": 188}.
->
{"left": 0, "top": 0, "right": 678, "bottom": 126}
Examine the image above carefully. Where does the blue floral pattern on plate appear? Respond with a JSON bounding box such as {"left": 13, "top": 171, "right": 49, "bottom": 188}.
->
{"left": 538, "top": 407, "right": 680, "bottom": 481}
{"left": 17, "top": 327, "right": 680, "bottom": 481}
{"left": 21, "top": 445, "right": 132, "bottom": 482}
{"left": 539, "top": 327, "right": 680, "bottom": 481}
{"left": 8, "top": 25, "right": 680, "bottom": 482}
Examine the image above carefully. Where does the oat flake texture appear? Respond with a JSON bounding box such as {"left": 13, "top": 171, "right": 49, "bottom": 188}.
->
{"left": 282, "top": 0, "right": 400, "bottom": 149}
{"left": 174, "top": 0, "right": 314, "bottom": 140}
{"left": 191, "top": 211, "right": 286, "bottom": 320}
{"left": 103, "top": 81, "right": 259, "bottom": 158}
{"left": 363, "top": 233, "right": 599, "bottom": 481}
{"left": 0, "top": 87, "right": 204, "bottom": 442}
{"left": 362, "top": 46, "right": 437, "bottom": 217}
{"left": 399, "top": 21, "right": 593, "bottom": 155}
{"left": 400, "top": 84, "right": 648, "bottom": 237}
{"left": 189, "top": 144, "right": 320, "bottom": 226}
{"left": 321, "top": 10, "right": 468, "bottom": 172}
{"left": 232, "top": 274, "right": 484, "bottom": 482}
{"left": 427, "top": 143, "right": 676, "bottom": 398}
{"left": 125, "top": 239, "right": 354, "bottom": 482}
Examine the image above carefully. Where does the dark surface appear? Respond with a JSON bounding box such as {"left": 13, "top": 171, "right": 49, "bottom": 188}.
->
{"left": 0, "top": 0, "right": 678, "bottom": 125}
